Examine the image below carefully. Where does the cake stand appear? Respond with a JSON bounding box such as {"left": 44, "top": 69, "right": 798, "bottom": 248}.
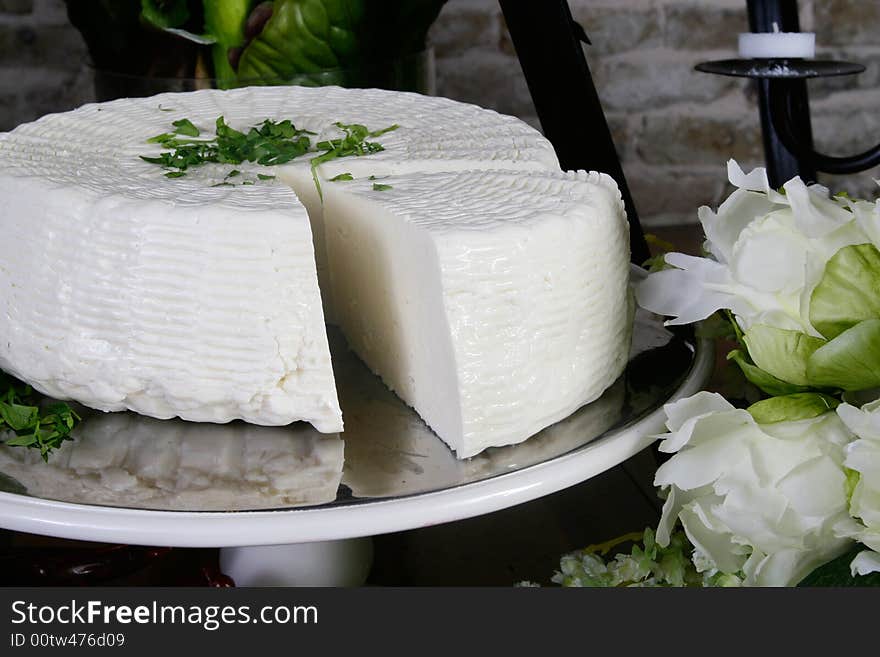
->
{"left": 0, "top": 308, "right": 712, "bottom": 585}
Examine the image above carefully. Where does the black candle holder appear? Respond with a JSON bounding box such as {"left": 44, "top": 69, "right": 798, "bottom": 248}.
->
{"left": 696, "top": 0, "right": 877, "bottom": 187}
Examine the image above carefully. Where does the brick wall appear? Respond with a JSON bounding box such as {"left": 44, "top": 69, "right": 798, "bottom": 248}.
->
{"left": 2, "top": 0, "right": 879, "bottom": 227}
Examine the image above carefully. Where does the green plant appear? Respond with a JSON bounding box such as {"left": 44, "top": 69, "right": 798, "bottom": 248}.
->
{"left": 65, "top": 1, "right": 447, "bottom": 90}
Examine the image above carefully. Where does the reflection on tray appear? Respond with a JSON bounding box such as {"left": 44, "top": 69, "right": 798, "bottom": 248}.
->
{"left": 0, "top": 311, "right": 694, "bottom": 512}
{"left": 0, "top": 414, "right": 344, "bottom": 511}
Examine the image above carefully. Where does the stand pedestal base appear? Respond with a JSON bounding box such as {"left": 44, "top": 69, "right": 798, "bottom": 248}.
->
{"left": 219, "top": 538, "right": 374, "bottom": 587}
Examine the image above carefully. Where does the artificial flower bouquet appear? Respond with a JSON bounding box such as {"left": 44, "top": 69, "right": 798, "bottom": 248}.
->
{"left": 555, "top": 161, "right": 880, "bottom": 587}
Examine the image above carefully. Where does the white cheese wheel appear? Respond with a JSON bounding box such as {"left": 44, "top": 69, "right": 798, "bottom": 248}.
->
{"left": 0, "top": 86, "right": 561, "bottom": 440}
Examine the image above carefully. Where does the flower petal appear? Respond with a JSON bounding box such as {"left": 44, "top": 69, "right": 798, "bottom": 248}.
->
{"left": 783, "top": 176, "right": 855, "bottom": 238}
{"left": 635, "top": 255, "right": 739, "bottom": 325}
{"left": 655, "top": 433, "right": 750, "bottom": 490}
{"left": 679, "top": 498, "right": 748, "bottom": 575}
{"left": 850, "top": 550, "right": 880, "bottom": 576}
{"left": 700, "top": 188, "right": 780, "bottom": 265}
{"left": 662, "top": 391, "right": 735, "bottom": 433}
{"left": 726, "top": 159, "right": 788, "bottom": 204}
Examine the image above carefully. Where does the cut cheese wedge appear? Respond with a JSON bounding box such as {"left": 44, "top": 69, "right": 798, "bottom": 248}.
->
{"left": 323, "top": 170, "right": 632, "bottom": 457}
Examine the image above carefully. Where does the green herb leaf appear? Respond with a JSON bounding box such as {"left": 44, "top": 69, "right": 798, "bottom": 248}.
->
{"left": 143, "top": 117, "right": 396, "bottom": 195}
{"left": 172, "top": 118, "right": 200, "bottom": 137}
{"left": 370, "top": 124, "right": 399, "bottom": 138}
{"left": 310, "top": 122, "right": 398, "bottom": 200}
{"left": 0, "top": 401, "right": 38, "bottom": 431}
{"left": 0, "top": 373, "right": 80, "bottom": 460}
{"left": 372, "top": 183, "right": 393, "bottom": 191}
{"left": 4, "top": 433, "right": 36, "bottom": 447}
{"left": 147, "top": 132, "right": 176, "bottom": 144}
{"left": 329, "top": 173, "right": 353, "bottom": 182}
{"left": 257, "top": 173, "right": 275, "bottom": 180}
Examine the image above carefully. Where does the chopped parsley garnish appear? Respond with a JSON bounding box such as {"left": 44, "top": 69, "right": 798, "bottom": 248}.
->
{"left": 142, "top": 117, "right": 398, "bottom": 197}
{"left": 0, "top": 373, "right": 80, "bottom": 461}
{"left": 309, "top": 122, "right": 399, "bottom": 200}
{"left": 329, "top": 173, "right": 354, "bottom": 182}
{"left": 372, "top": 183, "right": 393, "bottom": 191}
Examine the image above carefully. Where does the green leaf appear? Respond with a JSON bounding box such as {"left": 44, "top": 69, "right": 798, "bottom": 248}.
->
{"left": 172, "top": 118, "right": 200, "bottom": 137}
{"left": 257, "top": 173, "right": 276, "bottom": 180}
{"left": 372, "top": 183, "right": 393, "bottom": 191}
{"left": 237, "top": 0, "right": 366, "bottom": 82}
{"left": 203, "top": 0, "right": 251, "bottom": 86}
{"left": 743, "top": 324, "right": 826, "bottom": 386}
{"left": 798, "top": 548, "right": 880, "bottom": 587}
{"left": 140, "top": 0, "right": 190, "bottom": 30}
{"left": 4, "top": 433, "right": 37, "bottom": 447}
{"left": 370, "top": 124, "right": 399, "bottom": 138}
{"left": 727, "top": 349, "right": 811, "bottom": 397}
{"left": 806, "top": 319, "right": 880, "bottom": 391}
{"left": 147, "top": 132, "right": 176, "bottom": 144}
{"left": 0, "top": 400, "right": 38, "bottom": 431}
{"left": 747, "top": 393, "right": 840, "bottom": 424}
{"left": 0, "top": 372, "right": 79, "bottom": 458}
{"left": 810, "top": 244, "right": 880, "bottom": 340}
{"left": 329, "top": 172, "right": 353, "bottom": 182}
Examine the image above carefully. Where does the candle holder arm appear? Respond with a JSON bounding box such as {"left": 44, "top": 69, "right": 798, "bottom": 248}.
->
{"left": 767, "top": 80, "right": 880, "bottom": 175}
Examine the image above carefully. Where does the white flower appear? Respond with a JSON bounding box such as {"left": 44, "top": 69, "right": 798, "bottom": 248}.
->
{"left": 836, "top": 398, "right": 880, "bottom": 565}
{"left": 654, "top": 391, "right": 856, "bottom": 586}
{"left": 636, "top": 160, "right": 875, "bottom": 336}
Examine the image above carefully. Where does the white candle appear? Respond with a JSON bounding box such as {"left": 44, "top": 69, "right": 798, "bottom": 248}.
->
{"left": 738, "top": 23, "right": 815, "bottom": 59}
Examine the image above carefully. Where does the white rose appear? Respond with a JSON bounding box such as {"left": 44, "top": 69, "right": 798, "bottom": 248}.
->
{"left": 654, "top": 391, "right": 856, "bottom": 586}
{"left": 836, "top": 398, "right": 880, "bottom": 572}
{"left": 636, "top": 160, "right": 873, "bottom": 336}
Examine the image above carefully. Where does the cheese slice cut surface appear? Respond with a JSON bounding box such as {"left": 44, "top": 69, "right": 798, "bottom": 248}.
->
{"left": 323, "top": 169, "right": 633, "bottom": 458}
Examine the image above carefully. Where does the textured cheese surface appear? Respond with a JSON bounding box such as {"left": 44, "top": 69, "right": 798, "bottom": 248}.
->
{"left": 0, "top": 414, "right": 344, "bottom": 510}
{"left": 0, "top": 86, "right": 558, "bottom": 432}
{"left": 324, "top": 169, "right": 633, "bottom": 457}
